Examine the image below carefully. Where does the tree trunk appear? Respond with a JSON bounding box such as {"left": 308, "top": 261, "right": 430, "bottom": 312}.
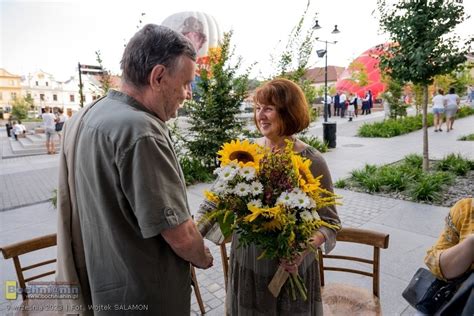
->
{"left": 422, "top": 85, "right": 429, "bottom": 172}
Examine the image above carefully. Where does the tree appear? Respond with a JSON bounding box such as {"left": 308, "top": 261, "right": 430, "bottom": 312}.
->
{"left": 270, "top": 0, "right": 319, "bottom": 119}
{"left": 11, "top": 97, "right": 29, "bottom": 120}
{"left": 95, "top": 50, "right": 112, "bottom": 96}
{"left": 186, "top": 31, "right": 251, "bottom": 168}
{"left": 377, "top": 0, "right": 472, "bottom": 171}
{"left": 381, "top": 74, "right": 406, "bottom": 119}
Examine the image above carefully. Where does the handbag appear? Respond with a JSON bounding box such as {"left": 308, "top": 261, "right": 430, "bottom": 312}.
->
{"left": 402, "top": 267, "right": 468, "bottom": 314}
{"left": 55, "top": 121, "right": 64, "bottom": 132}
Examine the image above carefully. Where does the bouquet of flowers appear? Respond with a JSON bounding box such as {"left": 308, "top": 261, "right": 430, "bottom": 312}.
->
{"left": 201, "top": 139, "right": 340, "bottom": 300}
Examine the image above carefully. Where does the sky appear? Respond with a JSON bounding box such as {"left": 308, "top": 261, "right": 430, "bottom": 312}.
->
{"left": 1, "top": 0, "right": 473, "bottom": 81}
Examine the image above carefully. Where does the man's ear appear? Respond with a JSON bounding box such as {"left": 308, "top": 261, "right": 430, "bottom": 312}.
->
{"left": 149, "top": 64, "right": 166, "bottom": 90}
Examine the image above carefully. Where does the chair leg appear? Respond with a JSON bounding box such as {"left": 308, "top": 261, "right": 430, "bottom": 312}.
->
{"left": 191, "top": 265, "right": 206, "bottom": 314}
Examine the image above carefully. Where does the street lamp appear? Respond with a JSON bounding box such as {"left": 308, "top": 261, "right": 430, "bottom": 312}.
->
{"left": 313, "top": 21, "right": 340, "bottom": 148}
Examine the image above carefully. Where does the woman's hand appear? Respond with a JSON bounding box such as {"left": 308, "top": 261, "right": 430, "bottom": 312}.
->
{"left": 280, "top": 231, "right": 326, "bottom": 273}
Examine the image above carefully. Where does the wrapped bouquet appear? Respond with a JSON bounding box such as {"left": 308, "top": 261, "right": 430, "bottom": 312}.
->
{"left": 200, "top": 139, "right": 340, "bottom": 300}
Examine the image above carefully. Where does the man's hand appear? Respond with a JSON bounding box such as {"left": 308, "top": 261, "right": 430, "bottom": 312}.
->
{"left": 193, "top": 246, "right": 213, "bottom": 269}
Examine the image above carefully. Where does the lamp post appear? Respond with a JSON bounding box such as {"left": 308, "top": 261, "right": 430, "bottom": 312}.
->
{"left": 313, "top": 21, "right": 340, "bottom": 148}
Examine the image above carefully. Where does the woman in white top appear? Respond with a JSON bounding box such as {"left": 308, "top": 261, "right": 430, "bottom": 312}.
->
{"left": 444, "top": 87, "right": 460, "bottom": 132}
{"left": 432, "top": 89, "right": 446, "bottom": 132}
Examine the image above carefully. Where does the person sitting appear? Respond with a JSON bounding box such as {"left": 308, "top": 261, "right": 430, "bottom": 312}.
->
{"left": 424, "top": 198, "right": 473, "bottom": 315}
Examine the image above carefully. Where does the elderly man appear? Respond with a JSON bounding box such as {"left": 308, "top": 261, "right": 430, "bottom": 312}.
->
{"left": 56, "top": 24, "right": 213, "bottom": 315}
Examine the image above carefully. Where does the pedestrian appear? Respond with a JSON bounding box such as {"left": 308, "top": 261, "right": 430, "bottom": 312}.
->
{"left": 468, "top": 85, "right": 474, "bottom": 109}
{"left": 41, "top": 106, "right": 57, "bottom": 154}
{"left": 333, "top": 92, "right": 340, "bottom": 116}
{"left": 348, "top": 93, "right": 356, "bottom": 121}
{"left": 339, "top": 91, "right": 347, "bottom": 118}
{"left": 55, "top": 108, "right": 68, "bottom": 142}
{"left": 55, "top": 24, "right": 213, "bottom": 315}
{"left": 355, "top": 93, "right": 361, "bottom": 117}
{"left": 324, "top": 94, "right": 332, "bottom": 118}
{"left": 445, "top": 87, "right": 460, "bottom": 132}
{"left": 365, "top": 90, "right": 373, "bottom": 114}
{"left": 432, "top": 89, "right": 446, "bottom": 132}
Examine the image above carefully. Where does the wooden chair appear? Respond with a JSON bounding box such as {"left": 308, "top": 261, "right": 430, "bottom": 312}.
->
{"left": 318, "top": 227, "right": 390, "bottom": 316}
{"left": 1, "top": 234, "right": 206, "bottom": 314}
{"left": 219, "top": 235, "right": 232, "bottom": 292}
{"left": 0, "top": 234, "right": 57, "bottom": 301}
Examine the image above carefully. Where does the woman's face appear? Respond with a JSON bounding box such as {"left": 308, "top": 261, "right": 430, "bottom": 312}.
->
{"left": 255, "top": 103, "right": 281, "bottom": 139}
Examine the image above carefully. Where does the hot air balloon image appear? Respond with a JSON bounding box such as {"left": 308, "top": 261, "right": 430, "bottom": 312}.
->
{"left": 335, "top": 44, "right": 388, "bottom": 98}
{"left": 162, "top": 12, "right": 223, "bottom": 73}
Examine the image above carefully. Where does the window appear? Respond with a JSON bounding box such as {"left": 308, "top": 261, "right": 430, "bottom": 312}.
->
{"left": 53, "top": 94, "right": 57, "bottom": 101}
{"left": 40, "top": 94, "right": 45, "bottom": 101}
{"left": 70, "top": 95, "right": 75, "bottom": 102}
{"left": 11, "top": 92, "right": 17, "bottom": 100}
{"left": 35, "top": 81, "right": 39, "bottom": 86}
{"left": 0, "top": 92, "right": 2, "bottom": 100}
{"left": 46, "top": 82, "right": 49, "bottom": 86}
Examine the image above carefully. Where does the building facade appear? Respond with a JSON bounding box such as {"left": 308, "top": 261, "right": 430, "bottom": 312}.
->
{"left": 0, "top": 68, "right": 22, "bottom": 117}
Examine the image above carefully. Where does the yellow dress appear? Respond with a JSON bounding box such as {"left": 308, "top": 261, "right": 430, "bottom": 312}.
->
{"left": 425, "top": 198, "right": 474, "bottom": 280}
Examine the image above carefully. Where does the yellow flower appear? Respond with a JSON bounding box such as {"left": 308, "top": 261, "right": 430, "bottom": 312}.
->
{"left": 204, "top": 190, "right": 219, "bottom": 204}
{"left": 292, "top": 154, "right": 319, "bottom": 192}
{"left": 244, "top": 204, "right": 282, "bottom": 223}
{"left": 217, "top": 139, "right": 263, "bottom": 169}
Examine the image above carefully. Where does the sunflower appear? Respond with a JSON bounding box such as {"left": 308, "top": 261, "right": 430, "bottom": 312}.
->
{"left": 217, "top": 139, "right": 263, "bottom": 169}
{"left": 292, "top": 154, "right": 319, "bottom": 193}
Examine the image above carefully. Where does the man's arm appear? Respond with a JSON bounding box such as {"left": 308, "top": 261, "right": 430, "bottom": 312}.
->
{"left": 161, "top": 218, "right": 213, "bottom": 269}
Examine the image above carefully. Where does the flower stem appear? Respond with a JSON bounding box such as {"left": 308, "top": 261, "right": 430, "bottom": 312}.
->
{"left": 291, "top": 272, "right": 308, "bottom": 301}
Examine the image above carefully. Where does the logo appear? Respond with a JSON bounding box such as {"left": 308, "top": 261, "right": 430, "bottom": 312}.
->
{"left": 5, "top": 281, "right": 17, "bottom": 300}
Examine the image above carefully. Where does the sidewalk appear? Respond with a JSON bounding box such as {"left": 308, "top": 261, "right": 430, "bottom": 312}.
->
{"left": 1, "top": 113, "right": 473, "bottom": 315}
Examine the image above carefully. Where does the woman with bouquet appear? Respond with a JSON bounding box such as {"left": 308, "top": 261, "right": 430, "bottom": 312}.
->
{"left": 198, "top": 78, "right": 341, "bottom": 315}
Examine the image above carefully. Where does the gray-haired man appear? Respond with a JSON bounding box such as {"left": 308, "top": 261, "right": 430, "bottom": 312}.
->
{"left": 56, "top": 24, "right": 213, "bottom": 315}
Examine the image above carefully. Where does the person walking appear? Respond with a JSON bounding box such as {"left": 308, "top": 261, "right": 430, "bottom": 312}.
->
{"left": 432, "top": 89, "right": 446, "bottom": 132}
{"left": 339, "top": 91, "right": 347, "bottom": 118}
{"left": 41, "top": 106, "right": 57, "bottom": 154}
{"left": 55, "top": 24, "right": 213, "bottom": 315}
{"left": 445, "top": 87, "right": 460, "bottom": 132}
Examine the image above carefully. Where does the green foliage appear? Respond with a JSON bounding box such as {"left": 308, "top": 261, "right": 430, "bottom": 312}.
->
{"left": 407, "top": 171, "right": 453, "bottom": 202}
{"left": 458, "top": 134, "right": 474, "bottom": 141}
{"left": 403, "top": 154, "right": 423, "bottom": 170}
{"left": 435, "top": 153, "right": 473, "bottom": 176}
{"left": 457, "top": 106, "right": 474, "bottom": 118}
{"left": 242, "top": 128, "right": 262, "bottom": 139}
{"left": 298, "top": 134, "right": 329, "bottom": 153}
{"left": 95, "top": 50, "right": 112, "bottom": 96}
{"left": 179, "top": 157, "right": 214, "bottom": 185}
{"left": 11, "top": 97, "right": 30, "bottom": 120}
{"left": 348, "top": 61, "right": 369, "bottom": 87}
{"left": 341, "top": 153, "right": 470, "bottom": 203}
{"left": 334, "top": 179, "right": 347, "bottom": 189}
{"left": 377, "top": 0, "right": 472, "bottom": 86}
{"left": 358, "top": 114, "right": 434, "bottom": 138}
{"left": 381, "top": 75, "right": 406, "bottom": 119}
{"left": 187, "top": 31, "right": 250, "bottom": 169}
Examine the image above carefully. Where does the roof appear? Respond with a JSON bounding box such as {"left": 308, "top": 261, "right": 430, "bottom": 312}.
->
{"left": 304, "top": 66, "right": 345, "bottom": 83}
{"left": 0, "top": 68, "right": 21, "bottom": 78}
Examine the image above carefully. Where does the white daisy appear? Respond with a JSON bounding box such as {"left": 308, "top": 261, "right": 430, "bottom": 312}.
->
{"left": 292, "top": 192, "right": 311, "bottom": 209}
{"left": 277, "top": 191, "right": 292, "bottom": 206}
{"left": 247, "top": 199, "right": 262, "bottom": 208}
{"left": 213, "top": 181, "right": 228, "bottom": 194}
{"left": 239, "top": 166, "right": 256, "bottom": 180}
{"left": 219, "top": 165, "right": 238, "bottom": 182}
{"left": 300, "top": 210, "right": 313, "bottom": 222}
{"left": 249, "top": 181, "right": 263, "bottom": 195}
{"left": 233, "top": 182, "right": 251, "bottom": 197}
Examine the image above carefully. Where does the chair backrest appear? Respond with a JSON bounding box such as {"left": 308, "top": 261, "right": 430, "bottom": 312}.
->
{"left": 318, "top": 227, "right": 390, "bottom": 298}
{"left": 1, "top": 234, "right": 57, "bottom": 300}
{"left": 220, "top": 235, "right": 232, "bottom": 292}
